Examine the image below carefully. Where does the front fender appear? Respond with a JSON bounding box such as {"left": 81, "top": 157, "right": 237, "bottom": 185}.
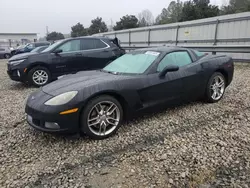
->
{"left": 80, "top": 89, "right": 142, "bottom": 112}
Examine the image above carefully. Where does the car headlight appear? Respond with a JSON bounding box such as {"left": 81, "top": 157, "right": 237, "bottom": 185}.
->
{"left": 9, "top": 59, "right": 26, "bottom": 66}
{"left": 45, "top": 91, "right": 78, "bottom": 106}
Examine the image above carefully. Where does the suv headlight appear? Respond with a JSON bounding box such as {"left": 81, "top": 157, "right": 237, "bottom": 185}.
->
{"left": 9, "top": 59, "right": 26, "bottom": 66}
{"left": 45, "top": 91, "right": 78, "bottom": 106}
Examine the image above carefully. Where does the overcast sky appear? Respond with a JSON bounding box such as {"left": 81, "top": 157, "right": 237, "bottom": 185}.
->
{"left": 0, "top": 0, "right": 228, "bottom": 37}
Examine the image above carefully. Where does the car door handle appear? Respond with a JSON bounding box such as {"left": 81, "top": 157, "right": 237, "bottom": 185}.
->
{"left": 75, "top": 53, "right": 82, "bottom": 56}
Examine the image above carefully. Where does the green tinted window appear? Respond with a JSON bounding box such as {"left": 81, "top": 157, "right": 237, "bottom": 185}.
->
{"left": 57, "top": 40, "right": 80, "bottom": 52}
{"left": 104, "top": 52, "right": 159, "bottom": 74}
{"left": 194, "top": 50, "right": 205, "bottom": 57}
{"left": 157, "top": 51, "right": 192, "bottom": 72}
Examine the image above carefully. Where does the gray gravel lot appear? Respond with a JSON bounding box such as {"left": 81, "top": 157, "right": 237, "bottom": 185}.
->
{"left": 0, "top": 59, "right": 250, "bottom": 188}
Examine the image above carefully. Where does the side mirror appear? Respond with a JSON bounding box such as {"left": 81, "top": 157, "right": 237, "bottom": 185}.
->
{"left": 159, "top": 65, "right": 179, "bottom": 78}
{"left": 53, "top": 49, "right": 62, "bottom": 54}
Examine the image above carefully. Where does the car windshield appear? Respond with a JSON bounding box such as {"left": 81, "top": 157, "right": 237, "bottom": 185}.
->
{"left": 17, "top": 44, "right": 26, "bottom": 49}
{"left": 103, "top": 51, "right": 160, "bottom": 74}
{"left": 42, "top": 40, "right": 64, "bottom": 52}
{"left": 31, "top": 46, "right": 46, "bottom": 53}
{"left": 31, "top": 47, "right": 41, "bottom": 52}
{"left": 26, "top": 43, "right": 34, "bottom": 49}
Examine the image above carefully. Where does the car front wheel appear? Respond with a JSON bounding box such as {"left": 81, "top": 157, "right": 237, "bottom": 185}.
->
{"left": 80, "top": 95, "right": 123, "bottom": 139}
{"left": 4, "top": 53, "right": 11, "bottom": 59}
{"left": 28, "top": 66, "right": 51, "bottom": 87}
{"left": 205, "top": 72, "right": 226, "bottom": 103}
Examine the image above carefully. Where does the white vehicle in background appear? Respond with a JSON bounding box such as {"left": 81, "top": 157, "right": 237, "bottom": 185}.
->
{"left": 0, "top": 47, "right": 11, "bottom": 59}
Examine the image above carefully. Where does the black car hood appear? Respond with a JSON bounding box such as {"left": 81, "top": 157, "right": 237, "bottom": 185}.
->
{"left": 9, "top": 52, "right": 38, "bottom": 61}
{"left": 42, "top": 70, "right": 128, "bottom": 96}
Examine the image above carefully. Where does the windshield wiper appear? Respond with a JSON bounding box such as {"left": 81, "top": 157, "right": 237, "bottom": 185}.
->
{"left": 100, "top": 69, "right": 118, "bottom": 75}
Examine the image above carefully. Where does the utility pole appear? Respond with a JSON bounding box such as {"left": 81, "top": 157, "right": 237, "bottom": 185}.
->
{"left": 46, "top": 26, "right": 49, "bottom": 35}
{"left": 109, "top": 19, "right": 114, "bottom": 32}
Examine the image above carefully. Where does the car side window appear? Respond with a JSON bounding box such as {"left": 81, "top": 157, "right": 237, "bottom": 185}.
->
{"left": 157, "top": 51, "right": 192, "bottom": 72}
{"left": 81, "top": 39, "right": 107, "bottom": 50}
{"left": 95, "top": 39, "right": 107, "bottom": 48}
{"left": 57, "top": 40, "right": 80, "bottom": 52}
{"left": 81, "top": 39, "right": 95, "bottom": 50}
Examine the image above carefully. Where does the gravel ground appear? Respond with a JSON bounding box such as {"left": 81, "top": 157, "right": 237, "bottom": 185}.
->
{"left": 0, "top": 59, "right": 250, "bottom": 188}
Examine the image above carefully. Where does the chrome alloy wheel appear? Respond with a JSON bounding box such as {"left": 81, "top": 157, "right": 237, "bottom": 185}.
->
{"left": 87, "top": 101, "right": 120, "bottom": 136}
{"left": 210, "top": 75, "right": 225, "bottom": 100}
{"left": 32, "top": 70, "right": 48, "bottom": 85}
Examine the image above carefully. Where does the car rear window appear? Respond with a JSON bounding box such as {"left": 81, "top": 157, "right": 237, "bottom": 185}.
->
{"left": 95, "top": 39, "right": 107, "bottom": 48}
{"left": 108, "top": 40, "right": 118, "bottom": 48}
{"left": 193, "top": 50, "right": 205, "bottom": 57}
{"left": 81, "top": 39, "right": 107, "bottom": 50}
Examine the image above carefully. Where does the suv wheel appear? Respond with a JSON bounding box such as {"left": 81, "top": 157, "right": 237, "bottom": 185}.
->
{"left": 4, "top": 54, "right": 11, "bottom": 59}
{"left": 28, "top": 66, "right": 51, "bottom": 87}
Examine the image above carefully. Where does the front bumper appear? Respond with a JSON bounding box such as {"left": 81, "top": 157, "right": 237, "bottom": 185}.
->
{"left": 7, "top": 63, "right": 27, "bottom": 82}
{"left": 25, "top": 90, "right": 80, "bottom": 134}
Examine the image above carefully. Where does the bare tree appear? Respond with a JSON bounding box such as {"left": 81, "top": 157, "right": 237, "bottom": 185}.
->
{"left": 138, "top": 9, "right": 154, "bottom": 27}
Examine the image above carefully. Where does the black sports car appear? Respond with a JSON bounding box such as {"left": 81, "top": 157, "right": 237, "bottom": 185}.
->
{"left": 25, "top": 47, "right": 234, "bottom": 139}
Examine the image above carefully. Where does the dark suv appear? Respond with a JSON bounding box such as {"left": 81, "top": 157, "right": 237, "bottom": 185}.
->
{"left": 11, "top": 42, "right": 51, "bottom": 56}
{"left": 7, "top": 37, "right": 125, "bottom": 86}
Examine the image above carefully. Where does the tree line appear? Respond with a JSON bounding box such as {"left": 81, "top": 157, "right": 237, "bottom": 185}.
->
{"left": 46, "top": 0, "right": 250, "bottom": 41}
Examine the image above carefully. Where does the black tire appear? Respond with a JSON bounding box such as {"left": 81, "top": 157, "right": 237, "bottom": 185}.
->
{"left": 4, "top": 53, "right": 11, "bottom": 59}
{"left": 205, "top": 72, "right": 226, "bottom": 103}
{"left": 80, "top": 95, "right": 123, "bottom": 140}
{"left": 28, "top": 66, "right": 51, "bottom": 87}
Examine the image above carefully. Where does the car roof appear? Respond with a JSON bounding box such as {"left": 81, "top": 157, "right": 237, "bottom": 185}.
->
{"left": 64, "top": 36, "right": 111, "bottom": 41}
{"left": 133, "top": 46, "right": 190, "bottom": 52}
{"left": 35, "top": 45, "right": 48, "bottom": 48}
{"left": 31, "top": 41, "right": 50, "bottom": 44}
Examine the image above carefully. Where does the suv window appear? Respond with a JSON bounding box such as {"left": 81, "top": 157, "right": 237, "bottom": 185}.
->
{"left": 81, "top": 39, "right": 107, "bottom": 50}
{"left": 0, "top": 48, "right": 4, "bottom": 51}
{"left": 95, "top": 39, "right": 107, "bottom": 48}
{"left": 57, "top": 39, "right": 81, "bottom": 52}
{"left": 157, "top": 51, "right": 192, "bottom": 72}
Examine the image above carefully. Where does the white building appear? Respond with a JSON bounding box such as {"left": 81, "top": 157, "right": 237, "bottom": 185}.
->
{"left": 0, "top": 33, "right": 37, "bottom": 48}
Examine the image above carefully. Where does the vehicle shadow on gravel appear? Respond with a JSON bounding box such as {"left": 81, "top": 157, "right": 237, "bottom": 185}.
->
{"left": 122, "top": 101, "right": 198, "bottom": 128}
{"left": 7, "top": 82, "right": 35, "bottom": 91}
{"left": 28, "top": 128, "right": 83, "bottom": 142}
{"left": 26, "top": 101, "right": 199, "bottom": 143}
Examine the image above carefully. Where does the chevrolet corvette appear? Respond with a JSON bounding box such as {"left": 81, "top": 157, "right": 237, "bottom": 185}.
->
{"left": 25, "top": 47, "right": 234, "bottom": 139}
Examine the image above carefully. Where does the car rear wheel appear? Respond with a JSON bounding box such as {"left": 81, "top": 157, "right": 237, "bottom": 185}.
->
{"left": 28, "top": 66, "right": 51, "bottom": 87}
{"left": 80, "top": 95, "right": 123, "bottom": 139}
{"left": 4, "top": 53, "right": 11, "bottom": 59}
{"left": 205, "top": 72, "right": 226, "bottom": 103}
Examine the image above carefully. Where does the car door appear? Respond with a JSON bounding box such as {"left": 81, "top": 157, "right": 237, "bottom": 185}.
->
{"left": 0, "top": 48, "right": 4, "bottom": 57}
{"left": 138, "top": 52, "right": 184, "bottom": 108}
{"left": 50, "top": 39, "right": 82, "bottom": 76}
{"left": 173, "top": 51, "right": 204, "bottom": 101}
{"left": 79, "top": 38, "right": 115, "bottom": 71}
